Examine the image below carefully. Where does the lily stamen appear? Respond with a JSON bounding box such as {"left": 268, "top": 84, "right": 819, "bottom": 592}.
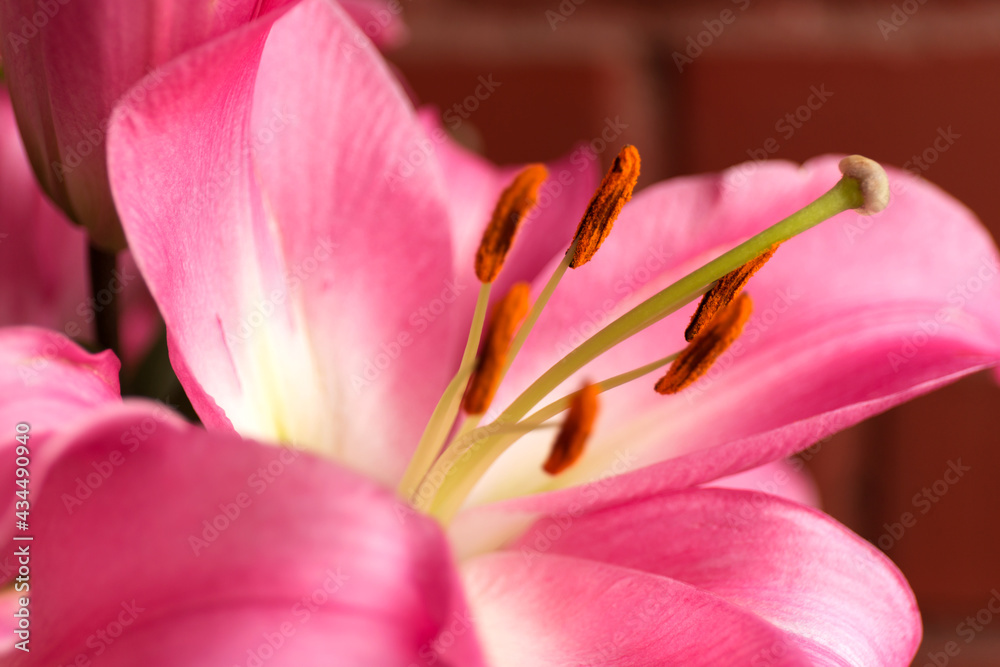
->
{"left": 463, "top": 282, "right": 532, "bottom": 415}
{"left": 657, "top": 293, "right": 754, "bottom": 394}
{"left": 570, "top": 145, "right": 641, "bottom": 268}
{"left": 543, "top": 383, "right": 599, "bottom": 475}
{"left": 685, "top": 244, "right": 776, "bottom": 341}
{"left": 416, "top": 155, "right": 890, "bottom": 524}
{"left": 476, "top": 164, "right": 548, "bottom": 283}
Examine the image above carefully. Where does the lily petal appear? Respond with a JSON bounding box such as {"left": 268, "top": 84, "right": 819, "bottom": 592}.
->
{"left": 339, "top": 0, "right": 409, "bottom": 48}
{"left": 706, "top": 457, "right": 820, "bottom": 508}
{"left": 471, "top": 157, "right": 1000, "bottom": 506}
{"left": 462, "top": 552, "right": 814, "bottom": 666}
{"left": 0, "top": 0, "right": 296, "bottom": 249}
{"left": 507, "top": 487, "right": 921, "bottom": 666}
{"left": 0, "top": 90, "right": 88, "bottom": 331}
{"left": 7, "top": 403, "right": 485, "bottom": 666}
{"left": 109, "top": 0, "right": 461, "bottom": 484}
{"left": 419, "top": 110, "right": 601, "bottom": 299}
{"left": 0, "top": 327, "right": 120, "bottom": 441}
{"left": 0, "top": 327, "right": 120, "bottom": 540}
{"left": 0, "top": 88, "right": 159, "bottom": 365}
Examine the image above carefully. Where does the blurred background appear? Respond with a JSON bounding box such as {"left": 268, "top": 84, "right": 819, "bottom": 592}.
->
{"left": 384, "top": 0, "right": 1000, "bottom": 664}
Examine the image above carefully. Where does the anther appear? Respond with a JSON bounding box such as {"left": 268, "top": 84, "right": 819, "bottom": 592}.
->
{"left": 463, "top": 283, "right": 532, "bottom": 414}
{"left": 543, "top": 383, "right": 600, "bottom": 475}
{"left": 839, "top": 155, "right": 890, "bottom": 215}
{"left": 570, "top": 145, "right": 641, "bottom": 268}
{"left": 685, "top": 244, "right": 776, "bottom": 341}
{"left": 657, "top": 293, "right": 753, "bottom": 394}
{"left": 476, "top": 164, "right": 549, "bottom": 283}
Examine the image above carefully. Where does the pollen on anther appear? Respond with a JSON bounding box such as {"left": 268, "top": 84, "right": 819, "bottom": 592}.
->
{"left": 657, "top": 293, "right": 753, "bottom": 395}
{"left": 476, "top": 164, "right": 549, "bottom": 283}
{"left": 463, "top": 283, "right": 532, "bottom": 414}
{"left": 570, "top": 145, "right": 641, "bottom": 269}
{"left": 543, "top": 383, "right": 600, "bottom": 475}
{"left": 685, "top": 244, "right": 777, "bottom": 342}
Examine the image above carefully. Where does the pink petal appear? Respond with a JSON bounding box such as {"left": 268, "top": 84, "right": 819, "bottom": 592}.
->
{"left": 0, "top": 61, "right": 172, "bottom": 369}
{"left": 0, "top": 89, "right": 88, "bottom": 332}
{"left": 462, "top": 552, "right": 814, "bottom": 666}
{"left": 7, "top": 403, "right": 485, "bottom": 666}
{"left": 471, "top": 156, "right": 1000, "bottom": 505}
{"left": 0, "top": 0, "right": 296, "bottom": 249}
{"left": 0, "top": 327, "right": 120, "bottom": 545}
{"left": 508, "top": 487, "right": 921, "bottom": 666}
{"left": 706, "top": 458, "right": 820, "bottom": 508}
{"left": 339, "top": 0, "right": 409, "bottom": 48}
{"left": 419, "top": 109, "right": 601, "bottom": 300}
{"left": 0, "top": 327, "right": 120, "bottom": 440}
{"left": 109, "top": 0, "right": 462, "bottom": 483}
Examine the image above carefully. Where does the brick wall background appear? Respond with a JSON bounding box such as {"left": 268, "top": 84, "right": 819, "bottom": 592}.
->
{"left": 386, "top": 1, "right": 1000, "bottom": 664}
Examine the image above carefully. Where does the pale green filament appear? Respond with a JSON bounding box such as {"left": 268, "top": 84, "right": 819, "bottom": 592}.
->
{"left": 416, "top": 350, "right": 681, "bottom": 520}
{"left": 421, "top": 175, "right": 865, "bottom": 521}
{"left": 397, "top": 283, "right": 492, "bottom": 499}
{"left": 463, "top": 245, "right": 576, "bottom": 431}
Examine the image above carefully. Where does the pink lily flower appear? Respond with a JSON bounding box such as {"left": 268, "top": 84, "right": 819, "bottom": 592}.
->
{"left": 0, "top": 0, "right": 398, "bottom": 250}
{"left": 0, "top": 331, "right": 914, "bottom": 665}
{"left": 0, "top": 87, "right": 158, "bottom": 366}
{"left": 89, "top": 0, "right": 1000, "bottom": 663}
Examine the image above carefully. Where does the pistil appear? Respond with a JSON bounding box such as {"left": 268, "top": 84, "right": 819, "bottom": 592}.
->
{"left": 414, "top": 155, "right": 890, "bottom": 525}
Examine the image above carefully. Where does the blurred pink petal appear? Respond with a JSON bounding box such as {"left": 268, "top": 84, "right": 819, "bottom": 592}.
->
{"left": 0, "top": 89, "right": 88, "bottom": 331}
{"left": 707, "top": 457, "right": 820, "bottom": 508}
{"left": 339, "top": 0, "right": 409, "bottom": 48}
{"left": 500, "top": 487, "right": 919, "bottom": 666}
{"left": 463, "top": 552, "right": 815, "bottom": 666}
{"left": 0, "top": 0, "right": 297, "bottom": 248}
{"left": 6, "top": 403, "right": 485, "bottom": 666}
{"left": 0, "top": 327, "right": 119, "bottom": 537}
{"left": 0, "top": 327, "right": 120, "bottom": 441}
{"left": 0, "top": 88, "right": 158, "bottom": 365}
